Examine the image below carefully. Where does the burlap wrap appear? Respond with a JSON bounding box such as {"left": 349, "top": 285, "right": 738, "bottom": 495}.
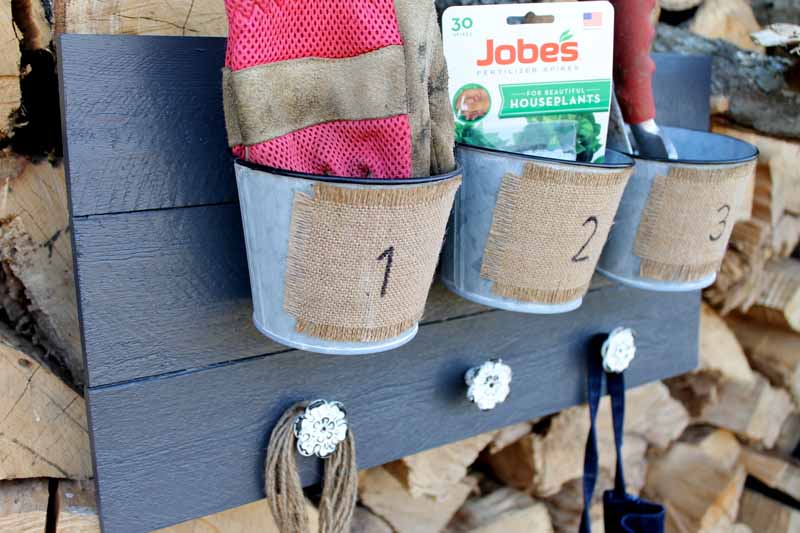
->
{"left": 285, "top": 178, "right": 461, "bottom": 342}
{"left": 481, "top": 163, "right": 632, "bottom": 304}
{"left": 634, "top": 161, "right": 756, "bottom": 281}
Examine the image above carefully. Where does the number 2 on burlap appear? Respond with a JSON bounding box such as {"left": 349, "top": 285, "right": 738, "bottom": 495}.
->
{"left": 709, "top": 204, "right": 731, "bottom": 242}
{"left": 572, "top": 216, "right": 599, "bottom": 263}
{"left": 377, "top": 246, "right": 395, "bottom": 298}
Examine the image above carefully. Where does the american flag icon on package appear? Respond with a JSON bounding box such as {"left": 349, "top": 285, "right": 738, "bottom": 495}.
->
{"left": 583, "top": 12, "right": 602, "bottom": 27}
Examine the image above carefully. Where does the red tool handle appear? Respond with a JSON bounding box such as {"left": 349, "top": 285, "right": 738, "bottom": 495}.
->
{"left": 610, "top": 0, "right": 657, "bottom": 125}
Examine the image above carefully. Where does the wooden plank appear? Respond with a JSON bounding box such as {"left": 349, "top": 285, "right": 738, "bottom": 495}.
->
{"left": 87, "top": 286, "right": 698, "bottom": 533}
{"left": 58, "top": 34, "right": 707, "bottom": 217}
{"left": 71, "top": 203, "right": 612, "bottom": 387}
{"left": 57, "top": 34, "right": 235, "bottom": 217}
{"left": 650, "top": 53, "right": 711, "bottom": 132}
{"left": 71, "top": 204, "right": 488, "bottom": 387}
{"left": 72, "top": 204, "right": 258, "bottom": 386}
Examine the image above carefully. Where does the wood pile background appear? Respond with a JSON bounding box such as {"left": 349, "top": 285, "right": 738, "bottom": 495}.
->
{"left": 1, "top": 0, "right": 799, "bottom": 531}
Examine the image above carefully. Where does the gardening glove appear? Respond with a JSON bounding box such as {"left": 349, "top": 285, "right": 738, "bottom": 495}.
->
{"left": 393, "top": 0, "right": 457, "bottom": 176}
{"left": 222, "top": 0, "right": 413, "bottom": 178}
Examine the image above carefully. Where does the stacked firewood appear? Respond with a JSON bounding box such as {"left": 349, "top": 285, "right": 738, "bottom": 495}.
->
{"left": 2, "top": 0, "right": 800, "bottom": 531}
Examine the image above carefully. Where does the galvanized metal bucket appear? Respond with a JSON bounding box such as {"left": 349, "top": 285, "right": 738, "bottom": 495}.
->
{"left": 441, "top": 145, "right": 635, "bottom": 314}
{"left": 598, "top": 127, "right": 759, "bottom": 292}
{"left": 235, "top": 161, "right": 461, "bottom": 355}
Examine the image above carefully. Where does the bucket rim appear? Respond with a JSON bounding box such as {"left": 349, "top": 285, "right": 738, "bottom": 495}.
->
{"left": 619, "top": 126, "right": 759, "bottom": 165}
{"left": 455, "top": 143, "right": 635, "bottom": 170}
{"left": 233, "top": 158, "right": 463, "bottom": 185}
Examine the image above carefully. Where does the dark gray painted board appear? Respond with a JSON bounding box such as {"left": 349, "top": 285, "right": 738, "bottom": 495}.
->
{"left": 58, "top": 34, "right": 708, "bottom": 217}
{"left": 58, "top": 34, "right": 236, "bottom": 217}
{"left": 89, "top": 284, "right": 699, "bottom": 533}
{"left": 72, "top": 206, "right": 493, "bottom": 387}
{"left": 651, "top": 53, "right": 712, "bottom": 131}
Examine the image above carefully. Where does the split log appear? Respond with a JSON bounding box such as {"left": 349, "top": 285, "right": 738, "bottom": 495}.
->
{"left": 752, "top": 0, "right": 800, "bottom": 26}
{"left": 775, "top": 413, "right": 800, "bottom": 457}
{"left": 697, "top": 373, "right": 793, "bottom": 448}
{"left": 752, "top": 24, "right": 800, "bottom": 55}
{"left": 384, "top": 430, "right": 496, "bottom": 500}
{"left": 488, "top": 382, "right": 687, "bottom": 496}
{"left": 742, "top": 449, "right": 800, "bottom": 502}
{"left": 726, "top": 316, "right": 800, "bottom": 406}
{"left": 668, "top": 307, "right": 793, "bottom": 447}
{"left": 488, "top": 422, "right": 531, "bottom": 455}
{"left": 55, "top": 480, "right": 100, "bottom": 532}
{"left": 704, "top": 220, "right": 772, "bottom": 315}
{"left": 669, "top": 306, "right": 793, "bottom": 445}
{"left": 0, "top": 156, "right": 82, "bottom": 386}
{"left": 8, "top": 0, "right": 59, "bottom": 157}
{"left": 644, "top": 441, "right": 746, "bottom": 533}
{"left": 359, "top": 467, "right": 476, "bottom": 533}
{"left": 667, "top": 304, "right": 754, "bottom": 415}
{"left": 0, "top": 478, "right": 51, "bottom": 533}
{"left": 545, "top": 479, "right": 604, "bottom": 533}
{"left": 352, "top": 506, "right": 393, "bottom": 533}
{"left": 447, "top": 488, "right": 553, "bottom": 533}
{"left": 680, "top": 427, "right": 743, "bottom": 471}
{"left": 0, "top": 0, "right": 21, "bottom": 138}
{"left": 698, "top": 303, "right": 755, "bottom": 384}
{"left": 738, "top": 489, "right": 800, "bottom": 532}
{"left": 658, "top": 0, "right": 703, "bottom": 11}
{"left": 751, "top": 160, "right": 785, "bottom": 230}
{"left": 156, "top": 499, "right": 320, "bottom": 533}
{"left": 59, "top": 0, "right": 226, "bottom": 36}
{"left": 488, "top": 413, "right": 648, "bottom": 499}
{"left": 10, "top": 0, "right": 52, "bottom": 52}
{"left": 654, "top": 24, "right": 800, "bottom": 139}
{"left": 774, "top": 216, "right": 800, "bottom": 258}
{"left": 688, "top": 0, "right": 765, "bottom": 53}
{"left": 0, "top": 323, "right": 92, "bottom": 480}
{"left": 745, "top": 258, "right": 800, "bottom": 332}
{"left": 59, "top": 493, "right": 325, "bottom": 533}
{"left": 712, "top": 124, "right": 800, "bottom": 218}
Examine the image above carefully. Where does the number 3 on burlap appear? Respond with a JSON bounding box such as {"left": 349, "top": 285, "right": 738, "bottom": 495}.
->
{"left": 709, "top": 204, "right": 731, "bottom": 242}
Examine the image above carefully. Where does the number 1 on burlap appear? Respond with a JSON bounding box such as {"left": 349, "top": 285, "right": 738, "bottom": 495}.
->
{"left": 377, "top": 246, "right": 395, "bottom": 298}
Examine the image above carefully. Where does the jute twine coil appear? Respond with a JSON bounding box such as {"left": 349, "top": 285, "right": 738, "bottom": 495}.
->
{"left": 265, "top": 403, "right": 358, "bottom": 533}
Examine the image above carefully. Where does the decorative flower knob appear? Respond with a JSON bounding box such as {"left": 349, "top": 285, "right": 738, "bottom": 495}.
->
{"left": 601, "top": 327, "right": 637, "bottom": 373}
{"left": 293, "top": 399, "right": 348, "bottom": 458}
{"left": 465, "top": 359, "right": 512, "bottom": 411}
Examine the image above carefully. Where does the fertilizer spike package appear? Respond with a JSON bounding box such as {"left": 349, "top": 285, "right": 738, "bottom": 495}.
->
{"left": 443, "top": 2, "right": 615, "bottom": 163}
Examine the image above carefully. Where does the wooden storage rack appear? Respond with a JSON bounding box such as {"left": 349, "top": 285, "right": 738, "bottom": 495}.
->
{"left": 58, "top": 35, "right": 699, "bottom": 532}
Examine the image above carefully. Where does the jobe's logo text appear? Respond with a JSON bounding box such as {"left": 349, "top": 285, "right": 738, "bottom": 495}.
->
{"left": 477, "top": 39, "right": 579, "bottom": 66}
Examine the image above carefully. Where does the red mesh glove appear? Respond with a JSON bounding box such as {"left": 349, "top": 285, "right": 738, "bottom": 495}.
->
{"left": 223, "top": 0, "right": 413, "bottom": 178}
